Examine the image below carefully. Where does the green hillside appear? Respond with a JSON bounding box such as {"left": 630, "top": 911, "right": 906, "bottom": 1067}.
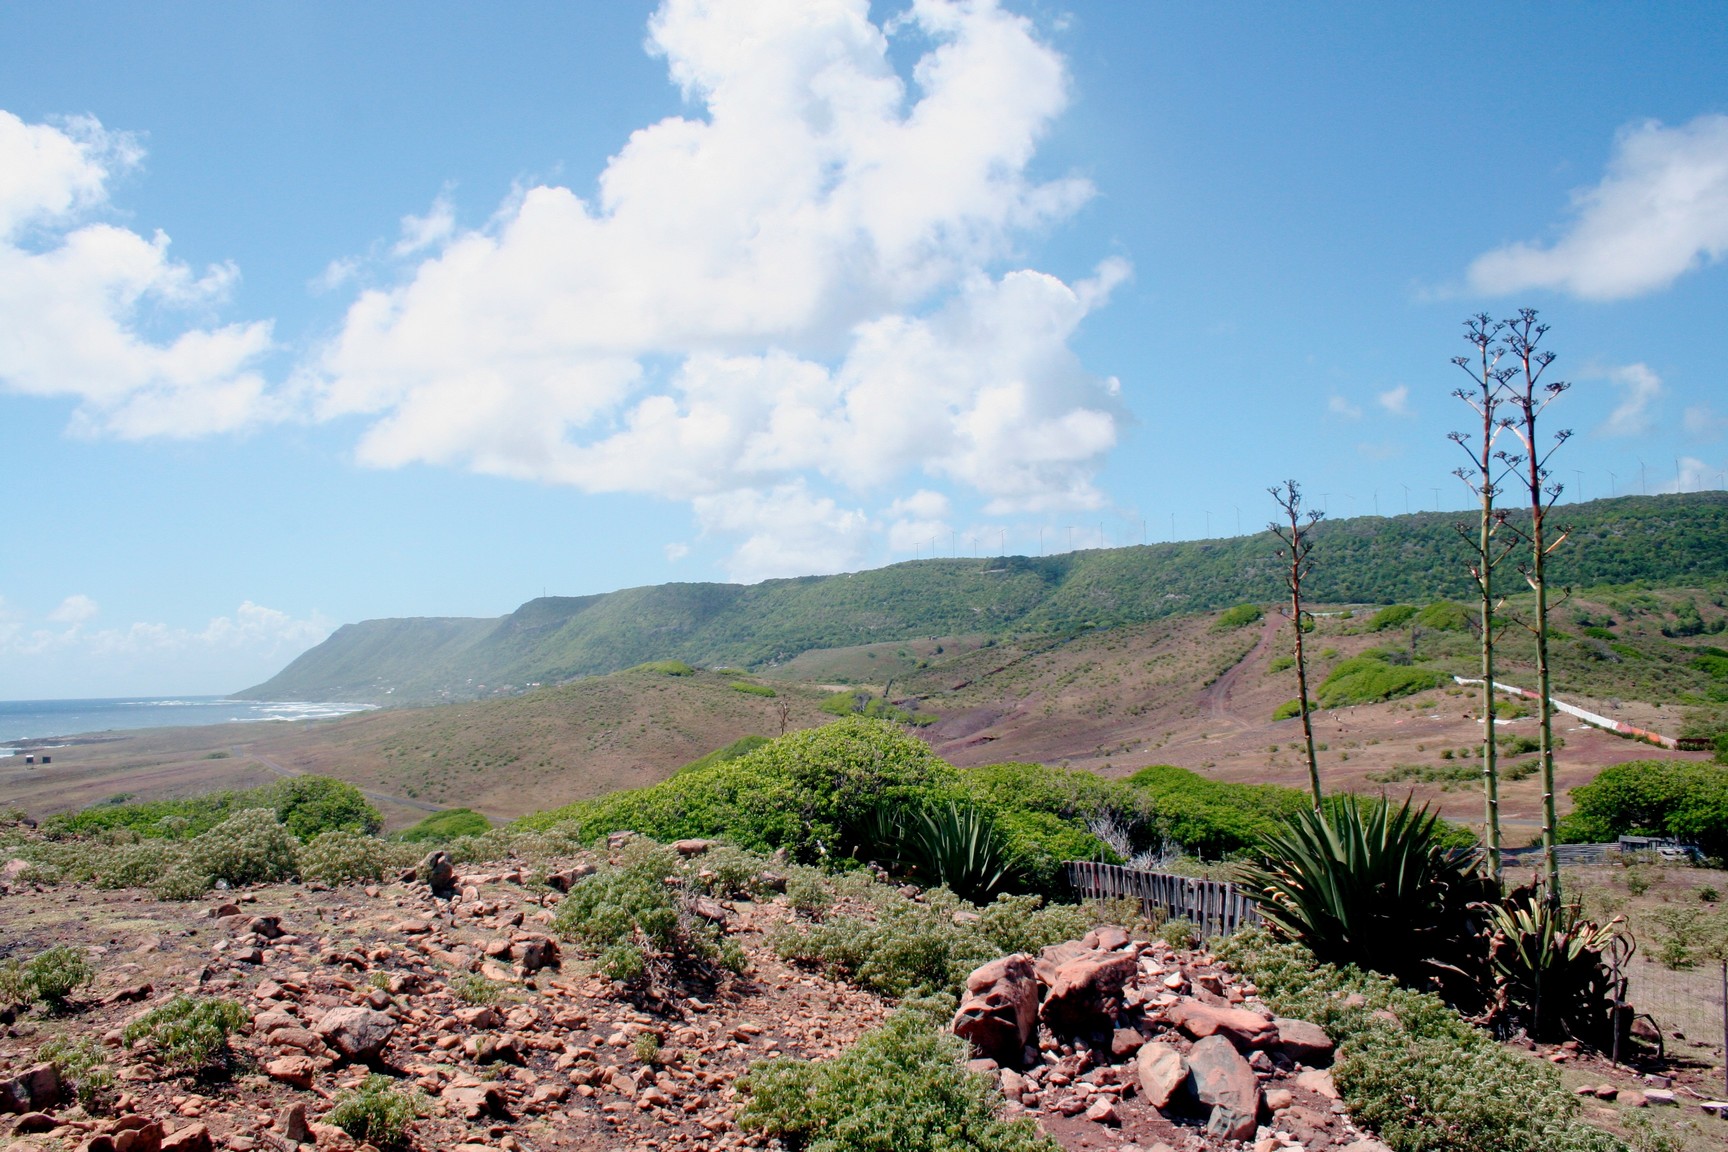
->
{"left": 238, "top": 492, "right": 1728, "bottom": 704}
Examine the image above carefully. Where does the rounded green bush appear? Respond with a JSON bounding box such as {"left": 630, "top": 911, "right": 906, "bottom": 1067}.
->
{"left": 185, "top": 809, "right": 300, "bottom": 887}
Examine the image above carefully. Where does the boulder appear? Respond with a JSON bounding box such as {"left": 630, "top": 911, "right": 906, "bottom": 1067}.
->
{"left": 265, "top": 1054, "right": 316, "bottom": 1089}
{"left": 313, "top": 1006, "right": 397, "bottom": 1063}
{"left": 1082, "top": 925, "right": 1131, "bottom": 951}
{"left": 1167, "top": 999, "right": 1279, "bottom": 1050}
{"left": 444, "top": 1083, "right": 507, "bottom": 1120}
{"left": 1274, "top": 1016, "right": 1334, "bottom": 1064}
{"left": 1187, "top": 1034, "right": 1261, "bottom": 1141}
{"left": 272, "top": 1102, "right": 314, "bottom": 1145}
{"left": 158, "top": 1131, "right": 213, "bottom": 1152}
{"left": 1135, "top": 1041, "right": 1189, "bottom": 1111}
{"left": 1294, "top": 1067, "right": 1339, "bottom": 1100}
{"left": 672, "top": 839, "right": 716, "bottom": 856}
{"left": 419, "top": 851, "right": 457, "bottom": 896}
{"left": 543, "top": 864, "right": 597, "bottom": 893}
{"left": 1040, "top": 949, "right": 1139, "bottom": 1037}
{"left": 0, "top": 1064, "right": 60, "bottom": 1114}
{"left": 513, "top": 934, "right": 560, "bottom": 974}
{"left": 953, "top": 954, "right": 1040, "bottom": 1065}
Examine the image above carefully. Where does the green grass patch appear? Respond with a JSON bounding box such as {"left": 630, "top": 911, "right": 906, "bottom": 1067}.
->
{"left": 1368, "top": 604, "right": 1420, "bottom": 631}
{"left": 1318, "top": 655, "right": 1447, "bottom": 707}
{"left": 730, "top": 681, "right": 778, "bottom": 697}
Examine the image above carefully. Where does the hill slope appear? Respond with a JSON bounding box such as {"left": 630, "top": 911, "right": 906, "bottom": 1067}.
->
{"left": 240, "top": 492, "right": 1728, "bottom": 704}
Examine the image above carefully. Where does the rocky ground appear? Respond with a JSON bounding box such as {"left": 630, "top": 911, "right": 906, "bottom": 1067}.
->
{"left": 0, "top": 848, "right": 1720, "bottom": 1152}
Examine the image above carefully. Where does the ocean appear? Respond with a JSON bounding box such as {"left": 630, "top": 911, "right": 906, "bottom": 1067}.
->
{"left": 0, "top": 697, "right": 377, "bottom": 752}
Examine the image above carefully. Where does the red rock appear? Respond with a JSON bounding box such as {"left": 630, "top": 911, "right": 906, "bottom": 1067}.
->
{"left": 1188, "top": 1034, "right": 1261, "bottom": 1140}
{"left": 952, "top": 954, "right": 1040, "bottom": 1065}
{"left": 1135, "top": 1041, "right": 1189, "bottom": 1111}
{"left": 1110, "top": 1027, "right": 1144, "bottom": 1058}
{"left": 272, "top": 1102, "right": 314, "bottom": 1145}
{"left": 1167, "top": 999, "right": 1278, "bottom": 1050}
{"left": 9, "top": 1112, "right": 55, "bottom": 1134}
{"left": 672, "top": 839, "right": 716, "bottom": 856}
{"left": 513, "top": 934, "right": 560, "bottom": 974}
{"left": 1274, "top": 1016, "right": 1334, "bottom": 1064}
{"left": 1040, "top": 949, "right": 1139, "bottom": 1037}
{"left": 265, "top": 1054, "right": 316, "bottom": 1089}
{"left": 1082, "top": 925, "right": 1131, "bottom": 951}
{"left": 0, "top": 1063, "right": 61, "bottom": 1113}
{"left": 443, "top": 1083, "right": 506, "bottom": 1120}
{"left": 1083, "top": 1096, "right": 1120, "bottom": 1124}
{"left": 313, "top": 1007, "right": 397, "bottom": 1062}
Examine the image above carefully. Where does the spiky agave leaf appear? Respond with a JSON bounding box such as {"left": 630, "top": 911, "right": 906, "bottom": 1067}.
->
{"left": 1486, "top": 885, "right": 1626, "bottom": 1044}
{"left": 1238, "top": 796, "right": 1492, "bottom": 998}
{"left": 906, "top": 801, "right": 1014, "bottom": 903}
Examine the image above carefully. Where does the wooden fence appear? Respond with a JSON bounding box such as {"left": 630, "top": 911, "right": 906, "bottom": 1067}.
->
{"left": 1498, "top": 843, "right": 1617, "bottom": 868}
{"left": 1065, "top": 860, "right": 1261, "bottom": 939}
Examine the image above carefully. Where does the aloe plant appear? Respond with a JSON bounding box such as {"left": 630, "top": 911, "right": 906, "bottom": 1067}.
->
{"left": 1239, "top": 797, "right": 1495, "bottom": 1001}
{"left": 1485, "top": 884, "right": 1627, "bottom": 1045}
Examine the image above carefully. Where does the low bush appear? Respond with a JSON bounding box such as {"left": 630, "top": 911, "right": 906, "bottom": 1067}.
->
{"left": 731, "top": 681, "right": 778, "bottom": 697}
{"left": 42, "top": 775, "right": 380, "bottom": 844}
{"left": 1214, "top": 603, "right": 1264, "bottom": 631}
{"left": 38, "top": 1034, "right": 114, "bottom": 1111}
{"left": 0, "top": 945, "right": 95, "bottom": 1010}
{"left": 184, "top": 809, "right": 300, "bottom": 887}
{"left": 675, "top": 735, "right": 771, "bottom": 776}
{"left": 1267, "top": 654, "right": 1295, "bottom": 673}
{"left": 449, "top": 973, "right": 501, "bottom": 1005}
{"left": 300, "top": 830, "right": 411, "bottom": 884}
{"left": 326, "top": 1074, "right": 420, "bottom": 1148}
{"left": 1415, "top": 601, "right": 1473, "bottom": 631}
{"left": 1368, "top": 604, "right": 1420, "bottom": 631}
{"left": 1219, "top": 932, "right": 1623, "bottom": 1152}
{"left": 738, "top": 996, "right": 1059, "bottom": 1152}
{"left": 634, "top": 660, "right": 696, "bottom": 676}
{"left": 1125, "top": 765, "right": 1312, "bottom": 859}
{"left": 552, "top": 842, "right": 740, "bottom": 985}
{"left": 774, "top": 888, "right": 1090, "bottom": 999}
{"left": 1272, "top": 698, "right": 1308, "bottom": 721}
{"left": 91, "top": 842, "right": 182, "bottom": 890}
{"left": 1557, "top": 759, "right": 1728, "bottom": 858}
{"left": 121, "top": 995, "right": 248, "bottom": 1072}
{"left": 394, "top": 807, "right": 491, "bottom": 843}
{"left": 1318, "top": 654, "right": 1447, "bottom": 707}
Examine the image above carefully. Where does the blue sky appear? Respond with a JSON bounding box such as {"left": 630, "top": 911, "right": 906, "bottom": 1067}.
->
{"left": 2, "top": 1, "right": 1725, "bottom": 698}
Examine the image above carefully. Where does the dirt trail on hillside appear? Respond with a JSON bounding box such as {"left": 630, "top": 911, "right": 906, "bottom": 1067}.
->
{"left": 1198, "top": 612, "right": 1284, "bottom": 728}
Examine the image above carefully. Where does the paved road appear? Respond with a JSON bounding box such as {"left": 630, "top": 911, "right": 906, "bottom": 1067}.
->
{"left": 234, "top": 746, "right": 451, "bottom": 815}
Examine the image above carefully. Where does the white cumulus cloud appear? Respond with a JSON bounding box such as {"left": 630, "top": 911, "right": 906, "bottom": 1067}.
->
{"left": 1328, "top": 395, "right": 1362, "bottom": 420}
{"left": 47, "top": 594, "right": 99, "bottom": 625}
{"left": 305, "top": 0, "right": 1122, "bottom": 577}
{"left": 1468, "top": 114, "right": 1728, "bottom": 300}
{"left": 1597, "top": 362, "right": 1663, "bottom": 438}
{"left": 1377, "top": 384, "right": 1412, "bottom": 417}
{"left": 0, "top": 111, "right": 278, "bottom": 437}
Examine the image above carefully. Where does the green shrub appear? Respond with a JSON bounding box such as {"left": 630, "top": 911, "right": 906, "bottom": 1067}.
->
{"left": 92, "top": 842, "right": 182, "bottom": 890}
{"left": 0, "top": 945, "right": 94, "bottom": 1010}
{"left": 635, "top": 659, "right": 696, "bottom": 676}
{"left": 633, "top": 1031, "right": 664, "bottom": 1065}
{"left": 774, "top": 889, "right": 1088, "bottom": 999}
{"left": 1218, "top": 933, "right": 1624, "bottom": 1152}
{"left": 121, "top": 995, "right": 248, "bottom": 1072}
{"left": 450, "top": 973, "right": 501, "bottom": 1005}
{"left": 1160, "top": 918, "right": 1199, "bottom": 950}
{"left": 394, "top": 808, "right": 491, "bottom": 842}
{"left": 1214, "top": 603, "right": 1264, "bottom": 631}
{"left": 1236, "top": 796, "right": 1494, "bottom": 1004}
{"left": 326, "top": 1074, "right": 420, "bottom": 1148}
{"left": 1556, "top": 760, "right": 1728, "bottom": 858}
{"left": 739, "top": 997, "right": 1059, "bottom": 1152}
{"left": 300, "top": 830, "right": 409, "bottom": 884}
{"left": 41, "top": 775, "right": 380, "bottom": 844}
{"left": 258, "top": 777, "right": 382, "bottom": 841}
{"left": 150, "top": 865, "right": 214, "bottom": 901}
{"left": 1272, "top": 698, "right": 1308, "bottom": 721}
{"left": 184, "top": 809, "right": 300, "bottom": 887}
{"left": 675, "top": 735, "right": 771, "bottom": 776}
{"left": 1368, "top": 604, "right": 1420, "bottom": 631}
{"left": 552, "top": 843, "right": 729, "bottom": 984}
{"left": 1125, "top": 765, "right": 1312, "bottom": 859}
{"left": 1415, "top": 601, "right": 1473, "bottom": 631}
{"left": 1267, "top": 655, "right": 1295, "bottom": 673}
{"left": 731, "top": 681, "right": 778, "bottom": 697}
{"left": 38, "top": 1034, "right": 114, "bottom": 1111}
{"left": 1318, "top": 655, "right": 1447, "bottom": 707}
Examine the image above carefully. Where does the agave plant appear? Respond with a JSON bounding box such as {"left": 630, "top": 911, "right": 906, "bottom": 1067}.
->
{"left": 1485, "top": 883, "right": 1629, "bottom": 1046}
{"left": 905, "top": 801, "right": 1015, "bottom": 902}
{"left": 1238, "top": 796, "right": 1496, "bottom": 1002}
